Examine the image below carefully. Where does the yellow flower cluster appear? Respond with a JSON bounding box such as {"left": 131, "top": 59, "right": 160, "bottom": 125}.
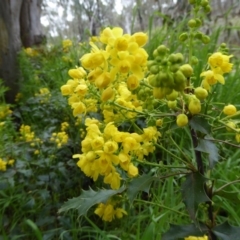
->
{"left": 50, "top": 132, "right": 68, "bottom": 148}
{"left": 94, "top": 201, "right": 127, "bottom": 222}
{"left": 62, "top": 39, "right": 72, "bottom": 52}
{"left": 200, "top": 52, "right": 233, "bottom": 90}
{"left": 50, "top": 122, "right": 69, "bottom": 148}
{"left": 19, "top": 125, "right": 35, "bottom": 142}
{"left": 0, "top": 158, "right": 15, "bottom": 171}
{"left": 73, "top": 118, "right": 160, "bottom": 189}
{"left": 35, "top": 88, "right": 51, "bottom": 103}
{"left": 185, "top": 235, "right": 208, "bottom": 240}
{"left": 24, "top": 47, "right": 39, "bottom": 57}
{"left": 61, "top": 27, "right": 148, "bottom": 121}
{"left": 0, "top": 105, "right": 12, "bottom": 120}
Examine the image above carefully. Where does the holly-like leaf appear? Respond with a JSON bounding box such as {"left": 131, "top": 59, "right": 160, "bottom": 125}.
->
{"left": 127, "top": 174, "right": 158, "bottom": 203}
{"left": 190, "top": 116, "right": 211, "bottom": 135}
{"left": 181, "top": 172, "right": 210, "bottom": 221}
{"left": 162, "top": 223, "right": 208, "bottom": 240}
{"left": 58, "top": 186, "right": 126, "bottom": 216}
{"left": 195, "top": 137, "right": 219, "bottom": 168}
{"left": 214, "top": 190, "right": 240, "bottom": 204}
{"left": 213, "top": 222, "right": 240, "bottom": 240}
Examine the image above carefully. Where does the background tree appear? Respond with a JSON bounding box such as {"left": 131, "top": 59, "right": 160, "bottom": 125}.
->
{"left": 0, "top": 0, "right": 44, "bottom": 103}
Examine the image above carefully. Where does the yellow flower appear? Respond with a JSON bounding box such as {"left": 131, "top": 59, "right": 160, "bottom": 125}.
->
{"left": 62, "top": 39, "right": 72, "bottom": 49}
{"left": 101, "top": 203, "right": 115, "bottom": 222}
{"left": 24, "top": 47, "right": 38, "bottom": 57}
{"left": 185, "top": 235, "right": 208, "bottom": 240}
{"left": 131, "top": 32, "right": 148, "bottom": 47}
{"left": 128, "top": 163, "right": 138, "bottom": 177}
{"left": 200, "top": 70, "right": 224, "bottom": 90}
{"left": 7, "top": 159, "right": 15, "bottom": 166}
{"left": 104, "top": 140, "right": 118, "bottom": 154}
{"left": 127, "top": 75, "right": 139, "bottom": 90}
{"left": 0, "top": 158, "right": 7, "bottom": 171}
{"left": 208, "top": 52, "right": 233, "bottom": 74}
{"left": 68, "top": 67, "right": 86, "bottom": 79}
{"left": 104, "top": 171, "right": 121, "bottom": 189}
{"left": 115, "top": 208, "right": 128, "bottom": 219}
{"left": 61, "top": 84, "right": 73, "bottom": 96}
{"left": 72, "top": 102, "right": 86, "bottom": 116}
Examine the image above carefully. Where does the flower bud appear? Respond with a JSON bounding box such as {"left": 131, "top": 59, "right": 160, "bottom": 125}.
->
{"left": 201, "top": 0, "right": 209, "bottom": 7}
{"left": 176, "top": 113, "right": 188, "bottom": 127}
{"left": 153, "top": 87, "right": 165, "bottom": 99}
{"left": 180, "top": 64, "right": 193, "bottom": 78}
{"left": 173, "top": 70, "right": 186, "bottom": 91}
{"left": 101, "top": 87, "right": 114, "bottom": 102}
{"left": 201, "top": 35, "right": 210, "bottom": 44}
{"left": 157, "top": 45, "right": 168, "bottom": 55}
{"left": 168, "top": 100, "right": 177, "bottom": 109}
{"left": 179, "top": 33, "right": 188, "bottom": 42}
{"left": 188, "top": 19, "right": 197, "bottom": 28}
{"left": 156, "top": 119, "right": 163, "bottom": 127}
{"left": 226, "top": 121, "right": 236, "bottom": 132}
{"left": 188, "top": 98, "right": 201, "bottom": 115}
{"left": 166, "top": 89, "right": 178, "bottom": 101}
{"left": 194, "top": 87, "right": 208, "bottom": 100}
{"left": 223, "top": 104, "right": 237, "bottom": 116}
{"left": 149, "top": 65, "right": 159, "bottom": 74}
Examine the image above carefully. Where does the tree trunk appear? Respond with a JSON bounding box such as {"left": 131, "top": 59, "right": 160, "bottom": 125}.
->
{"left": 20, "top": 0, "right": 44, "bottom": 47}
{"left": 0, "top": 0, "right": 43, "bottom": 103}
{"left": 0, "top": 0, "right": 23, "bottom": 103}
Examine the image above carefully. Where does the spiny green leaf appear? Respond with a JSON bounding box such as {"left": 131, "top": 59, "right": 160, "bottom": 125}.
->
{"left": 213, "top": 222, "right": 240, "bottom": 240}
{"left": 162, "top": 223, "right": 208, "bottom": 240}
{"left": 58, "top": 186, "right": 126, "bottom": 216}
{"left": 214, "top": 190, "right": 240, "bottom": 204}
{"left": 127, "top": 174, "right": 158, "bottom": 203}
{"left": 190, "top": 116, "right": 211, "bottom": 135}
{"left": 181, "top": 172, "right": 210, "bottom": 221}
{"left": 195, "top": 137, "right": 219, "bottom": 168}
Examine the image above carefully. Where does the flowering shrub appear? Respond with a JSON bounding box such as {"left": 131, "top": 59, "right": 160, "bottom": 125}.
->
{"left": 60, "top": 0, "right": 240, "bottom": 239}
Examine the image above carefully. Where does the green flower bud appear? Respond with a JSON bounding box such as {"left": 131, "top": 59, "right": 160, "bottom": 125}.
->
{"left": 150, "top": 65, "right": 159, "bottom": 74}
{"left": 188, "top": 19, "right": 197, "bottom": 28}
{"left": 201, "top": 0, "right": 209, "bottom": 7}
{"left": 153, "top": 49, "right": 159, "bottom": 58}
{"left": 162, "top": 87, "right": 173, "bottom": 95}
{"left": 170, "top": 63, "right": 180, "bottom": 73}
{"left": 179, "top": 64, "right": 193, "bottom": 78}
{"left": 166, "top": 89, "right": 179, "bottom": 101}
{"left": 148, "top": 75, "right": 156, "bottom": 87}
{"left": 194, "top": 87, "right": 208, "bottom": 100}
{"left": 173, "top": 70, "right": 186, "bottom": 91}
{"left": 157, "top": 45, "right": 168, "bottom": 55}
{"left": 147, "top": 60, "right": 155, "bottom": 69}
{"left": 175, "top": 53, "right": 184, "bottom": 63}
{"left": 194, "top": 31, "right": 203, "bottom": 40}
{"left": 153, "top": 87, "right": 165, "bottom": 99}
{"left": 201, "top": 35, "right": 210, "bottom": 44}
{"left": 179, "top": 33, "right": 188, "bottom": 42}
{"left": 204, "top": 5, "right": 211, "bottom": 13}
{"left": 168, "top": 100, "right": 177, "bottom": 109}
{"left": 190, "top": 56, "right": 199, "bottom": 65}
{"left": 195, "top": 18, "right": 202, "bottom": 27}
